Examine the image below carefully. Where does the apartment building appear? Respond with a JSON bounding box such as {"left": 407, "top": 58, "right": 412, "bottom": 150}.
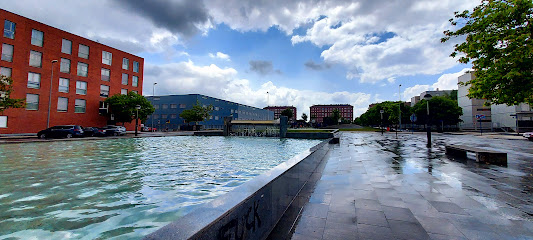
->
{"left": 310, "top": 104, "right": 353, "bottom": 123}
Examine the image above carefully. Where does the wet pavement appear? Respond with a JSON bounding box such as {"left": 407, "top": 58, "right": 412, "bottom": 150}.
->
{"left": 291, "top": 132, "right": 533, "bottom": 240}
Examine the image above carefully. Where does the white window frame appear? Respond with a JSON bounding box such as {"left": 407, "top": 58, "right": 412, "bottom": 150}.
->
{"left": 133, "top": 61, "right": 139, "bottom": 73}
{"left": 27, "top": 72, "right": 41, "bottom": 89}
{"left": 60, "top": 58, "right": 70, "bottom": 73}
{"left": 132, "top": 76, "right": 138, "bottom": 87}
{"left": 2, "top": 44, "right": 13, "bottom": 62}
{"left": 101, "top": 68, "right": 110, "bottom": 81}
{"left": 102, "top": 51, "right": 112, "bottom": 65}
{"left": 57, "top": 97, "right": 68, "bottom": 112}
{"left": 78, "top": 44, "right": 89, "bottom": 59}
{"left": 0, "top": 67, "right": 12, "bottom": 77}
{"left": 76, "top": 81, "right": 87, "bottom": 95}
{"left": 122, "top": 58, "right": 129, "bottom": 70}
{"left": 29, "top": 50, "right": 42, "bottom": 68}
{"left": 59, "top": 78, "right": 69, "bottom": 93}
{"left": 4, "top": 20, "right": 16, "bottom": 39}
{"left": 100, "top": 85, "right": 110, "bottom": 98}
{"left": 0, "top": 116, "right": 6, "bottom": 128}
{"left": 121, "top": 89, "right": 127, "bottom": 95}
{"left": 61, "top": 39, "right": 72, "bottom": 54}
{"left": 26, "top": 94, "right": 39, "bottom": 110}
{"left": 31, "top": 29, "right": 44, "bottom": 47}
{"left": 121, "top": 73, "right": 128, "bottom": 85}
{"left": 77, "top": 62, "right": 88, "bottom": 77}
{"left": 74, "top": 99, "right": 86, "bottom": 113}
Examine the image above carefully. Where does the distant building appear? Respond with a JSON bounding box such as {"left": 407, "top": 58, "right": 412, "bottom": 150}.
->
{"left": 0, "top": 9, "right": 144, "bottom": 134}
{"left": 411, "top": 89, "right": 454, "bottom": 107}
{"left": 263, "top": 106, "right": 297, "bottom": 121}
{"left": 310, "top": 104, "right": 353, "bottom": 123}
{"left": 145, "top": 94, "right": 274, "bottom": 130}
{"left": 458, "top": 72, "right": 492, "bottom": 131}
{"left": 492, "top": 103, "right": 533, "bottom": 133}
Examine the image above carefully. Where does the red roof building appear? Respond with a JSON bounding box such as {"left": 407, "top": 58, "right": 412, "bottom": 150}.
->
{"left": 263, "top": 106, "right": 297, "bottom": 121}
{"left": 0, "top": 9, "right": 143, "bottom": 134}
{"left": 310, "top": 104, "right": 353, "bottom": 123}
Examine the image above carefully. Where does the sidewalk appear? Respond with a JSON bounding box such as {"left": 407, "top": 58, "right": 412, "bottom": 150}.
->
{"left": 291, "top": 132, "right": 533, "bottom": 239}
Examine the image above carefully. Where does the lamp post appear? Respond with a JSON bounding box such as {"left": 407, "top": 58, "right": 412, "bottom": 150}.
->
{"left": 152, "top": 82, "right": 157, "bottom": 132}
{"left": 47, "top": 60, "right": 58, "bottom": 128}
{"left": 380, "top": 110, "right": 384, "bottom": 135}
{"left": 135, "top": 105, "right": 141, "bottom": 136}
{"left": 399, "top": 84, "right": 402, "bottom": 131}
{"left": 424, "top": 94, "right": 432, "bottom": 147}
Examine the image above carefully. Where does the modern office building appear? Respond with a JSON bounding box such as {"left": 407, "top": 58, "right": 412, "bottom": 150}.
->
{"left": 411, "top": 89, "right": 454, "bottom": 107}
{"left": 145, "top": 94, "right": 274, "bottom": 130}
{"left": 0, "top": 9, "right": 144, "bottom": 134}
{"left": 263, "top": 106, "right": 297, "bottom": 121}
{"left": 458, "top": 72, "right": 492, "bottom": 131}
{"left": 492, "top": 103, "right": 533, "bottom": 133}
{"left": 310, "top": 104, "right": 353, "bottom": 123}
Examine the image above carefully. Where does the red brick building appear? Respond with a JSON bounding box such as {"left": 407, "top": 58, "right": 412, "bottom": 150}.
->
{"left": 310, "top": 104, "right": 353, "bottom": 123}
{"left": 263, "top": 106, "right": 297, "bottom": 121}
{"left": 0, "top": 9, "right": 143, "bottom": 134}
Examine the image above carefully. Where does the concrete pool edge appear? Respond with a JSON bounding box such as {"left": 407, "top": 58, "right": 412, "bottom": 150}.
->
{"left": 144, "top": 138, "right": 333, "bottom": 240}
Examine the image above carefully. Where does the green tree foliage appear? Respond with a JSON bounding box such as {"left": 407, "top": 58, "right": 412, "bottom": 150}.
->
{"left": 301, "top": 113, "right": 308, "bottom": 122}
{"left": 0, "top": 75, "right": 25, "bottom": 114}
{"left": 411, "top": 97, "right": 463, "bottom": 125}
{"left": 280, "top": 108, "right": 294, "bottom": 119}
{"left": 179, "top": 101, "right": 213, "bottom": 125}
{"left": 104, "top": 92, "right": 155, "bottom": 124}
{"left": 442, "top": 0, "right": 533, "bottom": 105}
{"left": 357, "top": 102, "right": 411, "bottom": 126}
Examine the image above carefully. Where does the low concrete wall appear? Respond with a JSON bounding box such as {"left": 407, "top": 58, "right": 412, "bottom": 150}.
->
{"left": 286, "top": 132, "right": 334, "bottom": 139}
{"left": 145, "top": 140, "right": 332, "bottom": 240}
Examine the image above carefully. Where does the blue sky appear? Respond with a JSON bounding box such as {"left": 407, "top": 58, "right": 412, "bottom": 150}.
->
{"left": 3, "top": 0, "right": 477, "bottom": 118}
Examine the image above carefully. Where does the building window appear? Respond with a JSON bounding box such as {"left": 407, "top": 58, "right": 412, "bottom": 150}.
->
{"left": 132, "top": 90, "right": 138, "bottom": 94}
{"left": 154, "top": 104, "right": 159, "bottom": 110}
{"left": 27, "top": 72, "right": 41, "bottom": 89}
{"left": 61, "top": 39, "right": 72, "bottom": 54}
{"left": 122, "top": 73, "right": 128, "bottom": 85}
{"left": 132, "top": 76, "right": 138, "bottom": 87}
{"left": 215, "top": 116, "right": 219, "bottom": 120}
{"left": 0, "top": 116, "right": 6, "bottom": 128}
{"left": 100, "top": 85, "right": 109, "bottom": 98}
{"left": 74, "top": 99, "right": 86, "bottom": 113}
{"left": 3, "top": 20, "right": 16, "bottom": 39}
{"left": 215, "top": 107, "right": 219, "bottom": 111}
{"left": 58, "top": 78, "right": 69, "bottom": 93}
{"left": 77, "top": 62, "right": 88, "bottom": 77}
{"left": 179, "top": 104, "right": 186, "bottom": 108}
{"left": 31, "top": 29, "right": 44, "bottom": 47}
{"left": 60, "top": 58, "right": 70, "bottom": 73}
{"left": 133, "top": 61, "right": 139, "bottom": 73}
{"left": 57, "top": 97, "right": 68, "bottom": 112}
{"left": 76, "top": 81, "right": 87, "bottom": 95}
{"left": 122, "top": 58, "right": 129, "bottom": 70}
{"left": 153, "top": 115, "right": 159, "bottom": 119}
{"left": 171, "top": 114, "right": 177, "bottom": 119}
{"left": 162, "top": 104, "right": 168, "bottom": 109}
{"left": 101, "top": 68, "right": 110, "bottom": 81}
{"left": 102, "top": 51, "right": 112, "bottom": 65}
{"left": 78, "top": 44, "right": 89, "bottom": 59}
{"left": 162, "top": 114, "right": 168, "bottom": 119}
{"left": 170, "top": 104, "right": 177, "bottom": 109}
{"left": 121, "top": 89, "right": 127, "bottom": 95}
{"left": 29, "top": 51, "right": 42, "bottom": 68}
{"left": 26, "top": 94, "right": 39, "bottom": 110}
{"left": 1, "top": 44, "right": 13, "bottom": 62}
{"left": 0, "top": 67, "right": 12, "bottom": 77}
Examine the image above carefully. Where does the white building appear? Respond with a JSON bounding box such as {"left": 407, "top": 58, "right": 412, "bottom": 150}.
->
{"left": 411, "top": 89, "right": 454, "bottom": 107}
{"left": 458, "top": 72, "right": 492, "bottom": 131}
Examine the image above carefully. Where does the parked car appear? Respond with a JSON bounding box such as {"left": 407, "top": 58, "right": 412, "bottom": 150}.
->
{"left": 523, "top": 132, "right": 533, "bottom": 141}
{"left": 37, "top": 125, "right": 84, "bottom": 139}
{"left": 141, "top": 126, "right": 157, "bottom": 132}
{"left": 83, "top": 127, "right": 107, "bottom": 137}
{"left": 103, "top": 125, "right": 126, "bottom": 136}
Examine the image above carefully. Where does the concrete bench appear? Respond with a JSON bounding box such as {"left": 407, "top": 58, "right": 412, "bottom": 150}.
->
{"left": 445, "top": 144, "right": 507, "bottom": 166}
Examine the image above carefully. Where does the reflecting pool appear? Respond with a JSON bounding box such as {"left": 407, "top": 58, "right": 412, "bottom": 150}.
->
{"left": 0, "top": 136, "right": 322, "bottom": 239}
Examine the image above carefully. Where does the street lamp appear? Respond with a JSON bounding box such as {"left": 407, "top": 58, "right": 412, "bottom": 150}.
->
{"left": 135, "top": 105, "right": 141, "bottom": 136}
{"left": 47, "top": 60, "right": 58, "bottom": 128}
{"left": 152, "top": 82, "right": 157, "bottom": 132}
{"left": 424, "top": 94, "right": 432, "bottom": 147}
{"left": 399, "top": 84, "right": 402, "bottom": 131}
{"left": 380, "top": 110, "right": 384, "bottom": 135}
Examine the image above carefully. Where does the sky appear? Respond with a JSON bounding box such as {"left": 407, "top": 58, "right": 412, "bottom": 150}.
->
{"left": 2, "top": 0, "right": 478, "bottom": 118}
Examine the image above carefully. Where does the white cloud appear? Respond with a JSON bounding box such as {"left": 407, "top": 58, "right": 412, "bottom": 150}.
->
{"left": 143, "top": 61, "right": 373, "bottom": 118}
{"left": 403, "top": 85, "right": 431, "bottom": 101}
{"left": 401, "top": 68, "right": 472, "bottom": 100}
{"left": 209, "top": 52, "right": 231, "bottom": 61}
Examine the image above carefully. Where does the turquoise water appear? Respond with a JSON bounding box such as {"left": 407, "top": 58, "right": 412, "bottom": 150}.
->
{"left": 0, "top": 136, "right": 322, "bottom": 239}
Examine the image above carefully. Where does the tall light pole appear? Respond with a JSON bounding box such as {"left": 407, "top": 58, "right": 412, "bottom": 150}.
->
{"left": 380, "top": 110, "right": 384, "bottom": 135}
{"left": 135, "top": 105, "right": 141, "bottom": 136}
{"left": 399, "top": 84, "right": 402, "bottom": 131}
{"left": 152, "top": 82, "right": 157, "bottom": 132}
{"left": 424, "top": 94, "right": 432, "bottom": 147}
{"left": 47, "top": 60, "right": 58, "bottom": 128}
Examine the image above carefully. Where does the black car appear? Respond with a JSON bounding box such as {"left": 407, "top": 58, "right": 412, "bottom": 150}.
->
{"left": 83, "top": 127, "right": 107, "bottom": 137}
{"left": 37, "top": 125, "right": 84, "bottom": 139}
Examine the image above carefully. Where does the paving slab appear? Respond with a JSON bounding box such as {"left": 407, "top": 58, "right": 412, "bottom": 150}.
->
{"left": 290, "top": 132, "right": 533, "bottom": 240}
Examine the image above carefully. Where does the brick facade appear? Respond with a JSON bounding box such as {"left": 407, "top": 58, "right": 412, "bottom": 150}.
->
{"left": 0, "top": 9, "right": 143, "bottom": 134}
{"left": 310, "top": 104, "right": 353, "bottom": 123}
{"left": 263, "top": 106, "right": 297, "bottom": 121}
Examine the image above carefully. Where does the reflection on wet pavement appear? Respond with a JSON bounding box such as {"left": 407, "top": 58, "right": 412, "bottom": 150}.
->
{"left": 292, "top": 132, "right": 533, "bottom": 240}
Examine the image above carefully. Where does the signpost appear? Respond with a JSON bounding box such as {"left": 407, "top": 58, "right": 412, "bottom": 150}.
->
{"left": 475, "top": 114, "right": 485, "bottom": 135}
{"left": 410, "top": 113, "right": 417, "bottom": 133}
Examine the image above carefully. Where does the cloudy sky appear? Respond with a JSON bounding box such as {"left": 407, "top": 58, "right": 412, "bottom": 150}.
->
{"left": 3, "top": 0, "right": 477, "bottom": 118}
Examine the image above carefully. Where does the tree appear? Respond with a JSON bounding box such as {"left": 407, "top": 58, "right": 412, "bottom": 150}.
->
{"left": 357, "top": 102, "right": 411, "bottom": 127}
{"left": 104, "top": 92, "right": 155, "bottom": 125}
{"left": 179, "top": 101, "right": 213, "bottom": 125}
{"left": 301, "top": 113, "right": 308, "bottom": 122}
{"left": 411, "top": 97, "right": 463, "bottom": 126}
{"left": 280, "top": 108, "right": 293, "bottom": 119}
{"left": 442, "top": 0, "right": 533, "bottom": 105}
{"left": 0, "top": 75, "right": 25, "bottom": 114}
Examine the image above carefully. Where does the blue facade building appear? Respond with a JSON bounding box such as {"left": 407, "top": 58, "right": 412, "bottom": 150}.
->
{"left": 145, "top": 94, "right": 274, "bottom": 130}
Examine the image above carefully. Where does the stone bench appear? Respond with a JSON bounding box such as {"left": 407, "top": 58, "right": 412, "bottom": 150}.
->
{"left": 445, "top": 144, "right": 507, "bottom": 166}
